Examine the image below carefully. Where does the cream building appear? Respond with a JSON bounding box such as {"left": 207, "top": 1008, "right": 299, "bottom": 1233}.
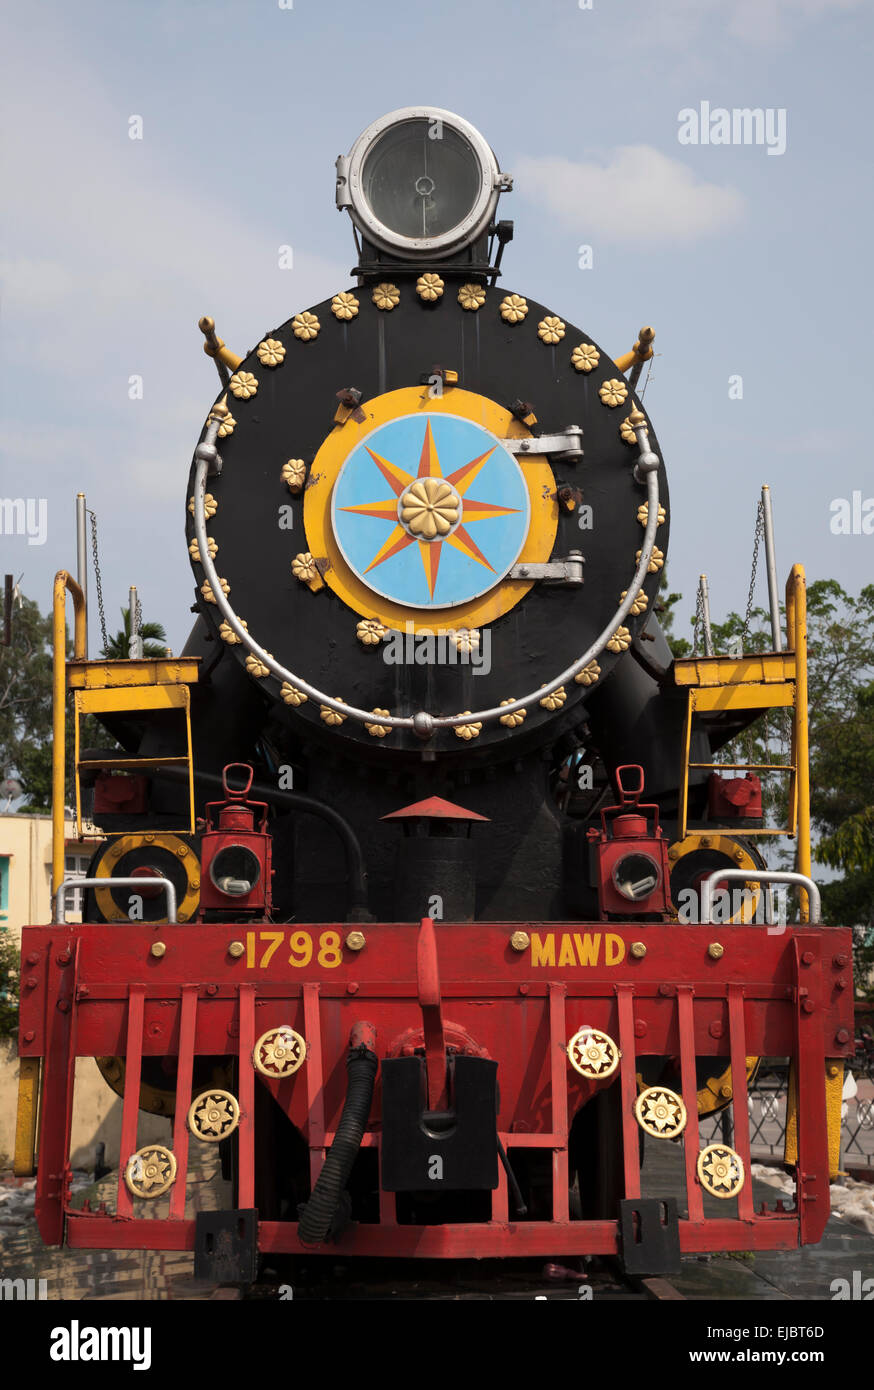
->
{"left": 0, "top": 813, "right": 170, "bottom": 1171}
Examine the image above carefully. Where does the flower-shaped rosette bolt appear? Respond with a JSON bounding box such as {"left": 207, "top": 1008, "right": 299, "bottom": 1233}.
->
{"left": 256, "top": 339, "right": 286, "bottom": 367}
{"left": 229, "top": 371, "right": 258, "bottom": 400}
{"left": 245, "top": 653, "right": 272, "bottom": 679}
{"left": 458, "top": 283, "right": 486, "bottom": 311}
{"left": 454, "top": 713, "right": 482, "bottom": 740}
{"left": 189, "top": 493, "right": 218, "bottom": 519}
{"left": 200, "top": 578, "right": 230, "bottom": 604}
{"left": 500, "top": 294, "right": 528, "bottom": 324}
{"left": 607, "top": 626, "right": 631, "bottom": 653}
{"left": 365, "top": 709, "right": 392, "bottom": 738}
{"left": 539, "top": 685, "right": 567, "bottom": 710}
{"left": 538, "top": 316, "right": 566, "bottom": 344}
{"left": 356, "top": 619, "right": 387, "bottom": 647}
{"left": 574, "top": 660, "right": 601, "bottom": 686}
{"left": 292, "top": 312, "right": 320, "bottom": 341}
{"left": 281, "top": 459, "right": 307, "bottom": 495}
{"left": 280, "top": 683, "right": 307, "bottom": 707}
{"left": 599, "top": 378, "right": 628, "bottom": 408}
{"left": 399, "top": 477, "right": 460, "bottom": 541}
{"left": 637, "top": 502, "right": 666, "bottom": 527}
{"left": 637, "top": 545, "right": 664, "bottom": 572}
{"left": 331, "top": 292, "right": 359, "bottom": 321}
{"left": 571, "top": 343, "right": 600, "bottom": 374}
{"left": 416, "top": 272, "right": 444, "bottom": 302}
{"left": 320, "top": 701, "right": 347, "bottom": 726}
{"left": 372, "top": 283, "right": 400, "bottom": 311}
{"left": 188, "top": 537, "right": 218, "bottom": 562}
{"left": 499, "top": 699, "right": 526, "bottom": 727}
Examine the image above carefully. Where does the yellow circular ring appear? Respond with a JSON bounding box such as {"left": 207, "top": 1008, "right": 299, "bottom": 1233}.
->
{"left": 668, "top": 833, "right": 762, "bottom": 925}
{"left": 252, "top": 1026, "right": 307, "bottom": 1078}
{"left": 187, "top": 1089, "right": 241, "bottom": 1143}
{"left": 634, "top": 1086, "right": 688, "bottom": 1138}
{"left": 123, "top": 1144, "right": 177, "bottom": 1199}
{"left": 303, "top": 386, "right": 558, "bottom": 632}
{"left": 697, "top": 1143, "right": 745, "bottom": 1198}
{"left": 94, "top": 832, "right": 200, "bottom": 924}
{"left": 566, "top": 1027, "right": 620, "bottom": 1080}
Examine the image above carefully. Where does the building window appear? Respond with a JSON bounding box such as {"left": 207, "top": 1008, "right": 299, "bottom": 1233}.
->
{"left": 64, "top": 852, "right": 91, "bottom": 916}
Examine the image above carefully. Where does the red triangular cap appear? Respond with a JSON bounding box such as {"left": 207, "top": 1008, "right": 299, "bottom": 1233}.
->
{"left": 381, "top": 795, "right": 489, "bottom": 822}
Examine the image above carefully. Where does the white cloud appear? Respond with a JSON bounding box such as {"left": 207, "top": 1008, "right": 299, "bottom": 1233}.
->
{"left": 515, "top": 146, "right": 745, "bottom": 247}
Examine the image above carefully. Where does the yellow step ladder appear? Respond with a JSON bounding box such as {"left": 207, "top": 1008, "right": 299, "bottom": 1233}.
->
{"left": 672, "top": 563, "right": 811, "bottom": 916}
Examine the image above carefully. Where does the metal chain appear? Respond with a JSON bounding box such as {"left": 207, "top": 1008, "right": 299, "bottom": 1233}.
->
{"left": 741, "top": 499, "right": 765, "bottom": 649}
{"left": 87, "top": 510, "right": 108, "bottom": 652}
{"left": 693, "top": 582, "right": 705, "bottom": 656}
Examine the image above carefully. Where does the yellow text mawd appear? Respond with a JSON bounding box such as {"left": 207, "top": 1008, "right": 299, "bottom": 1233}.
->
{"left": 530, "top": 933, "right": 626, "bottom": 967}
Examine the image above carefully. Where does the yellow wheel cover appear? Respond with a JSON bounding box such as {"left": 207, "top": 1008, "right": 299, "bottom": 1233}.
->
{"left": 304, "top": 386, "right": 558, "bottom": 631}
{"left": 93, "top": 831, "right": 200, "bottom": 923}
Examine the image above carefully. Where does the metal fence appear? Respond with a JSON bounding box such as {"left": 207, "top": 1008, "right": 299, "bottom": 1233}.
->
{"left": 700, "top": 1059, "right": 874, "bottom": 1169}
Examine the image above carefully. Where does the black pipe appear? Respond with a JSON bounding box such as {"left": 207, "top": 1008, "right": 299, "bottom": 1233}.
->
{"left": 297, "top": 1041, "right": 379, "bottom": 1246}
{"left": 152, "top": 764, "right": 369, "bottom": 913}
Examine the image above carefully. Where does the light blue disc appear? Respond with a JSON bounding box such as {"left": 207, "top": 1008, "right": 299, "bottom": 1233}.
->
{"left": 331, "top": 413, "right": 530, "bottom": 610}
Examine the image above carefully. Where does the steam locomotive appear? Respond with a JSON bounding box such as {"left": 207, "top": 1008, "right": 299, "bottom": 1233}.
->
{"left": 17, "top": 108, "right": 853, "bottom": 1278}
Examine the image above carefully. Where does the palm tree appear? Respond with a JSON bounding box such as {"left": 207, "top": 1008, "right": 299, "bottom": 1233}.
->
{"left": 100, "top": 607, "right": 169, "bottom": 659}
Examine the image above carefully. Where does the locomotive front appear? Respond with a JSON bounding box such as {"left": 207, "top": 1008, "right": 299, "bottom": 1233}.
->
{"left": 16, "top": 108, "right": 854, "bottom": 1277}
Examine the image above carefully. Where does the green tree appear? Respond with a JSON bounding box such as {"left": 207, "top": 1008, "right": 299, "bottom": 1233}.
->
{"left": 0, "top": 594, "right": 54, "bottom": 810}
{"left": 100, "top": 607, "right": 168, "bottom": 660}
{"left": 0, "top": 928, "right": 20, "bottom": 1037}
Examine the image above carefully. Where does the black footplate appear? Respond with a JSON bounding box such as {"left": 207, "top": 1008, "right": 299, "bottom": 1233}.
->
{"left": 194, "top": 1208, "right": 259, "bottom": 1283}
{"left": 619, "top": 1197, "right": 682, "bottom": 1275}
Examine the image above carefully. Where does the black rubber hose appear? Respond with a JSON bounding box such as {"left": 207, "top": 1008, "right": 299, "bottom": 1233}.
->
{"left": 152, "top": 764, "right": 369, "bottom": 912}
{"left": 297, "top": 1043, "right": 379, "bottom": 1246}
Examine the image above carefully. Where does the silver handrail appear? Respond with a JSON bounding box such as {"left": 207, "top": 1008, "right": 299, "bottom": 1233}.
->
{"left": 699, "top": 868, "right": 821, "bottom": 926}
{"left": 55, "top": 876, "right": 178, "bottom": 924}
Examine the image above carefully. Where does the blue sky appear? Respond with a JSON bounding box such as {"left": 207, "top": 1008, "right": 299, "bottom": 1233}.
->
{"left": 1, "top": 0, "right": 871, "bottom": 653}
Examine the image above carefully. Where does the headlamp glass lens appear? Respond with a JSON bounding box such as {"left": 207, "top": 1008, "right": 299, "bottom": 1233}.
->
{"left": 361, "top": 119, "right": 482, "bottom": 241}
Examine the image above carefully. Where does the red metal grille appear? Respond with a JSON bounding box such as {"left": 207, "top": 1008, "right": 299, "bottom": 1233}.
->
{"left": 19, "top": 921, "right": 853, "bottom": 1258}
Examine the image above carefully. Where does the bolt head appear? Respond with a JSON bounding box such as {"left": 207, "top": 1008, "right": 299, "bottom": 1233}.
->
{"left": 658, "top": 983, "right": 674, "bottom": 996}
{"left": 345, "top": 931, "right": 366, "bottom": 952}
{"left": 835, "top": 1027, "right": 850, "bottom": 1043}
{"left": 24, "top": 1030, "right": 35, "bottom": 1043}
{"left": 227, "top": 941, "right": 245, "bottom": 958}
{"left": 205, "top": 983, "right": 218, "bottom": 996}
{"left": 720, "top": 1084, "right": 732, "bottom": 1099}
{"left": 707, "top": 942, "right": 724, "bottom": 960}
{"left": 833, "top": 954, "right": 848, "bottom": 968}
{"left": 26, "top": 952, "right": 39, "bottom": 966}
{"left": 668, "top": 847, "right": 679, "bottom": 861}
{"left": 346, "top": 982, "right": 359, "bottom": 995}
{"left": 510, "top": 931, "right": 530, "bottom": 952}
{"left": 630, "top": 941, "right": 647, "bottom": 959}
{"left": 801, "top": 950, "right": 815, "bottom": 966}
{"left": 634, "top": 1020, "right": 647, "bottom": 1038}
{"left": 518, "top": 983, "right": 530, "bottom": 995}
{"left": 802, "top": 999, "right": 815, "bottom": 1014}
{"left": 150, "top": 942, "right": 166, "bottom": 958}
{"left": 709, "top": 1021, "right": 724, "bottom": 1039}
